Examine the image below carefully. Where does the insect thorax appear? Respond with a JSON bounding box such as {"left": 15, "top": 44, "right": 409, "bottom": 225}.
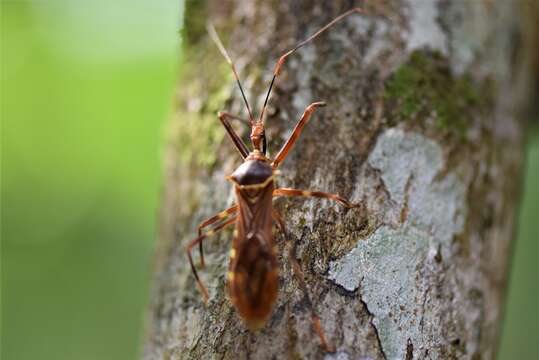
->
{"left": 228, "top": 158, "right": 273, "bottom": 187}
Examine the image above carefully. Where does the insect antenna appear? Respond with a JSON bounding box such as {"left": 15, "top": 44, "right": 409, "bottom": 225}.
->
{"left": 207, "top": 22, "right": 255, "bottom": 126}
{"left": 258, "top": 7, "right": 366, "bottom": 124}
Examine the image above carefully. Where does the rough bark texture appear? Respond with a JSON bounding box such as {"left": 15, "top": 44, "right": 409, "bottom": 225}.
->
{"left": 144, "top": 1, "right": 534, "bottom": 359}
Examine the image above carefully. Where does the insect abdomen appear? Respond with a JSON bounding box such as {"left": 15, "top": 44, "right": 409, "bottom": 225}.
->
{"left": 228, "top": 251, "right": 278, "bottom": 329}
{"left": 228, "top": 169, "right": 277, "bottom": 329}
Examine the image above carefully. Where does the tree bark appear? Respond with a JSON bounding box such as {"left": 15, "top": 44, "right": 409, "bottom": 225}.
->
{"left": 144, "top": 1, "right": 534, "bottom": 359}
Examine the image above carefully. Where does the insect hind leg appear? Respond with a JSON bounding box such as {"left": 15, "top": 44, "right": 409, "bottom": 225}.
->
{"left": 272, "top": 210, "right": 335, "bottom": 352}
{"left": 186, "top": 216, "right": 236, "bottom": 304}
{"left": 273, "top": 187, "right": 359, "bottom": 209}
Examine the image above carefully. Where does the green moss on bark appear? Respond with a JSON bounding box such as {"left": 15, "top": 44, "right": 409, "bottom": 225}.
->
{"left": 173, "top": 0, "right": 235, "bottom": 167}
{"left": 182, "top": 0, "right": 208, "bottom": 47}
{"left": 384, "top": 50, "right": 491, "bottom": 137}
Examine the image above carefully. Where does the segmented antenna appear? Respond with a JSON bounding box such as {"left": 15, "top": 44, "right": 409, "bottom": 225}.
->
{"left": 258, "top": 7, "right": 366, "bottom": 124}
{"left": 207, "top": 22, "right": 255, "bottom": 125}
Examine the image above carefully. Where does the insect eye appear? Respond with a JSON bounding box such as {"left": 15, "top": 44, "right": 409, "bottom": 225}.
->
{"left": 262, "top": 133, "right": 267, "bottom": 155}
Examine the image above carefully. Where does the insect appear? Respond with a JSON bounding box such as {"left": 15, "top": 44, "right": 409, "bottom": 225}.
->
{"left": 186, "top": 8, "right": 365, "bottom": 351}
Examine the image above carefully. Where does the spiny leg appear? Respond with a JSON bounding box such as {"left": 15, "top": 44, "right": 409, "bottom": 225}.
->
{"left": 218, "top": 111, "right": 250, "bottom": 159}
{"left": 197, "top": 205, "right": 238, "bottom": 268}
{"left": 258, "top": 7, "right": 366, "bottom": 124}
{"left": 273, "top": 188, "right": 358, "bottom": 208}
{"left": 186, "top": 216, "right": 236, "bottom": 304}
{"left": 272, "top": 210, "right": 335, "bottom": 352}
{"left": 271, "top": 102, "right": 326, "bottom": 169}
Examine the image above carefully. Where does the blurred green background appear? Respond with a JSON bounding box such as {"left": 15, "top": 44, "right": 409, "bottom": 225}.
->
{"left": 2, "top": 0, "right": 180, "bottom": 359}
{"left": 1, "top": 1, "right": 537, "bottom": 359}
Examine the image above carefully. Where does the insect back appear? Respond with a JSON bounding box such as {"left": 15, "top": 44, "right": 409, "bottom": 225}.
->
{"left": 226, "top": 158, "right": 279, "bottom": 329}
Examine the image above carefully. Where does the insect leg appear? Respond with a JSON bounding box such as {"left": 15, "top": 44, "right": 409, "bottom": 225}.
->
{"left": 273, "top": 188, "right": 358, "bottom": 208}
{"left": 272, "top": 210, "right": 335, "bottom": 352}
{"left": 218, "top": 111, "right": 250, "bottom": 158}
{"left": 186, "top": 216, "right": 236, "bottom": 304}
{"left": 271, "top": 102, "right": 326, "bottom": 168}
{"left": 197, "top": 205, "right": 238, "bottom": 268}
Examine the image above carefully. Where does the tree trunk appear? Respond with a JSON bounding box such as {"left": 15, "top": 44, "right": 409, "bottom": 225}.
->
{"left": 144, "top": 1, "right": 533, "bottom": 359}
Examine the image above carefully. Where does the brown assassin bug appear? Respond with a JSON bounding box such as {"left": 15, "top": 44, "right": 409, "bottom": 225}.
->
{"left": 186, "top": 8, "right": 365, "bottom": 351}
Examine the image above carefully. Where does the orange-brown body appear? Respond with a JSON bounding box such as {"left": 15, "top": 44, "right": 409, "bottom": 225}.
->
{"left": 226, "top": 155, "right": 279, "bottom": 329}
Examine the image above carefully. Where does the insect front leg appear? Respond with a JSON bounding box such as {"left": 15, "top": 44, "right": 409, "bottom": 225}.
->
{"left": 186, "top": 216, "right": 236, "bottom": 304}
{"left": 273, "top": 188, "right": 359, "bottom": 208}
{"left": 271, "top": 102, "right": 326, "bottom": 169}
{"left": 196, "top": 205, "right": 238, "bottom": 268}
{"left": 272, "top": 210, "right": 335, "bottom": 353}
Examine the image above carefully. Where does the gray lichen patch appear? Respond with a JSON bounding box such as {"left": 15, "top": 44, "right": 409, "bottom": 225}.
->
{"left": 440, "top": 0, "right": 516, "bottom": 78}
{"left": 330, "top": 225, "right": 432, "bottom": 359}
{"left": 328, "top": 225, "right": 430, "bottom": 293}
{"left": 408, "top": 171, "right": 467, "bottom": 246}
{"left": 368, "top": 129, "right": 467, "bottom": 244}
{"left": 405, "top": 0, "right": 447, "bottom": 54}
{"left": 442, "top": 1, "right": 490, "bottom": 75}
{"left": 367, "top": 129, "right": 443, "bottom": 206}
{"left": 328, "top": 129, "right": 467, "bottom": 359}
